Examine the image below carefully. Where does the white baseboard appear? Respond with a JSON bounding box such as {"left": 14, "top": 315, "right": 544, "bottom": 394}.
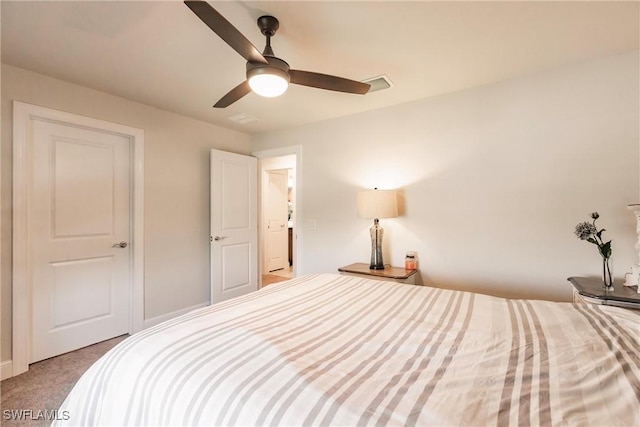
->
{"left": 143, "top": 302, "right": 209, "bottom": 329}
{"left": 1, "top": 360, "right": 13, "bottom": 380}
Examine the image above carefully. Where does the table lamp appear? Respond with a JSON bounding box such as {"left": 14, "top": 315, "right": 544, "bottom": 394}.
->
{"left": 357, "top": 188, "right": 398, "bottom": 269}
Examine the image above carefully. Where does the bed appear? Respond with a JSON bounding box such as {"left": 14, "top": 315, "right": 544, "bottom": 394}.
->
{"left": 56, "top": 273, "right": 639, "bottom": 426}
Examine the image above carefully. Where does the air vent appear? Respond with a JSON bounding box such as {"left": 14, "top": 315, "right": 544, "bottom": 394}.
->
{"left": 362, "top": 75, "right": 394, "bottom": 93}
{"left": 226, "top": 113, "right": 258, "bottom": 124}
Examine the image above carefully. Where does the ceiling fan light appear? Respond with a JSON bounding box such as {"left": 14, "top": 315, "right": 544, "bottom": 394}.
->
{"left": 248, "top": 73, "right": 289, "bottom": 97}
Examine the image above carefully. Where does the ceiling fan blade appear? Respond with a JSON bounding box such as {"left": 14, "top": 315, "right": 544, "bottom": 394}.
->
{"left": 214, "top": 81, "right": 251, "bottom": 108}
{"left": 184, "top": 1, "right": 268, "bottom": 64}
{"left": 289, "top": 70, "right": 370, "bottom": 95}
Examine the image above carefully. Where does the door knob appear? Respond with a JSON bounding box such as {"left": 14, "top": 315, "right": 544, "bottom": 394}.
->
{"left": 112, "top": 241, "right": 128, "bottom": 248}
{"left": 213, "top": 236, "right": 227, "bottom": 241}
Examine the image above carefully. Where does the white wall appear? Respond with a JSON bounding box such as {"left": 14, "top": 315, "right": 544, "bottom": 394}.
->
{"left": 252, "top": 51, "right": 640, "bottom": 302}
{"left": 1, "top": 64, "right": 251, "bottom": 361}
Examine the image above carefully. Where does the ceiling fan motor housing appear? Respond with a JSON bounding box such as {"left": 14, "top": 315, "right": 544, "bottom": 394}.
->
{"left": 246, "top": 56, "right": 291, "bottom": 83}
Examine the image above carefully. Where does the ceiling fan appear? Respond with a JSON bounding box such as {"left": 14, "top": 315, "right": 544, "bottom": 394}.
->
{"left": 184, "top": 0, "right": 371, "bottom": 108}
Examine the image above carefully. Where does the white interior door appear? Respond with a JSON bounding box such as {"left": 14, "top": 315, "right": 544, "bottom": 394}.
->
{"left": 265, "top": 169, "right": 288, "bottom": 272}
{"left": 30, "top": 120, "right": 131, "bottom": 363}
{"left": 210, "top": 149, "right": 258, "bottom": 303}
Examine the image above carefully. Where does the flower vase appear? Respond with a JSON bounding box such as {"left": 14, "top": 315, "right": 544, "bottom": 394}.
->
{"left": 602, "top": 257, "right": 614, "bottom": 291}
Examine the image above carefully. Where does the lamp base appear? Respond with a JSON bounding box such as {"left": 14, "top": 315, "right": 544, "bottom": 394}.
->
{"left": 369, "top": 218, "right": 384, "bottom": 270}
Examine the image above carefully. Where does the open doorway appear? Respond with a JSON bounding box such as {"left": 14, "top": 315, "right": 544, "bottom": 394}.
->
{"left": 256, "top": 152, "right": 298, "bottom": 287}
{"left": 264, "top": 168, "right": 293, "bottom": 283}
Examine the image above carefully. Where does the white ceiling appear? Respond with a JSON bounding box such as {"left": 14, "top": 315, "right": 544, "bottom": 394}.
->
{"left": 2, "top": 0, "right": 638, "bottom": 134}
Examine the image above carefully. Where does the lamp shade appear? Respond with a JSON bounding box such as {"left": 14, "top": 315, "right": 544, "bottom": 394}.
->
{"left": 357, "top": 190, "right": 398, "bottom": 219}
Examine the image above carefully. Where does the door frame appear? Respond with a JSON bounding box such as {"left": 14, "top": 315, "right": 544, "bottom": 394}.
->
{"left": 11, "top": 101, "right": 145, "bottom": 377}
{"left": 252, "top": 146, "right": 303, "bottom": 285}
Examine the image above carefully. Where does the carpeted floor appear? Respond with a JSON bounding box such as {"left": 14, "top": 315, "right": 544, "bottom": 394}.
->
{"left": 1, "top": 335, "right": 127, "bottom": 427}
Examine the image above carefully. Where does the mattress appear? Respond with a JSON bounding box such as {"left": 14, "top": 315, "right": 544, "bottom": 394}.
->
{"left": 55, "top": 273, "right": 640, "bottom": 426}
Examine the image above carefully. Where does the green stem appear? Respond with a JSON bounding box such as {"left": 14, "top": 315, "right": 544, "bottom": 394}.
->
{"left": 592, "top": 218, "right": 605, "bottom": 246}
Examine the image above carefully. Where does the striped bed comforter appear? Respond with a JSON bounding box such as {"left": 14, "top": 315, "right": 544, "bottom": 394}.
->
{"left": 56, "top": 273, "right": 639, "bottom": 426}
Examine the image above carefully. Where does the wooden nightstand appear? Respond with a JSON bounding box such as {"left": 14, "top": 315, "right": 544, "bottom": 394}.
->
{"left": 338, "top": 263, "right": 418, "bottom": 285}
{"left": 568, "top": 277, "right": 640, "bottom": 310}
